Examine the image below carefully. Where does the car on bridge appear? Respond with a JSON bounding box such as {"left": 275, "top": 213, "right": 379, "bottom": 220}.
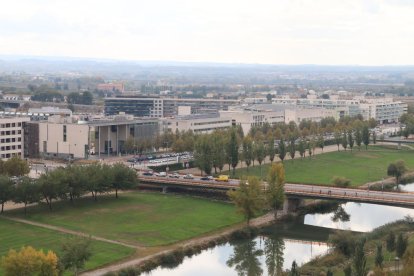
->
{"left": 183, "top": 174, "right": 194, "bottom": 179}
{"left": 142, "top": 171, "right": 154, "bottom": 176}
{"left": 200, "top": 176, "right": 214, "bottom": 181}
{"left": 215, "top": 175, "right": 229, "bottom": 182}
{"left": 169, "top": 173, "right": 180, "bottom": 178}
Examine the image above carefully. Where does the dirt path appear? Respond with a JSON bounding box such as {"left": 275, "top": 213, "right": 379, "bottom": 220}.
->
{"left": 81, "top": 211, "right": 280, "bottom": 276}
{"left": 1, "top": 216, "right": 140, "bottom": 249}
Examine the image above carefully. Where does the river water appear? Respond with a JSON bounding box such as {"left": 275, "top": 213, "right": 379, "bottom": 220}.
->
{"left": 144, "top": 184, "right": 414, "bottom": 275}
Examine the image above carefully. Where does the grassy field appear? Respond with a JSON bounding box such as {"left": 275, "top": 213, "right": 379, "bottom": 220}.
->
{"left": 6, "top": 192, "right": 243, "bottom": 247}
{"left": 0, "top": 218, "right": 134, "bottom": 274}
{"left": 231, "top": 146, "right": 414, "bottom": 186}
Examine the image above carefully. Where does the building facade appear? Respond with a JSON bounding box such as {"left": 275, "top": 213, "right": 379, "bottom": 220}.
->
{"left": 164, "top": 115, "right": 232, "bottom": 134}
{"left": 104, "top": 96, "right": 240, "bottom": 117}
{"left": 0, "top": 116, "right": 30, "bottom": 159}
{"left": 32, "top": 115, "right": 160, "bottom": 159}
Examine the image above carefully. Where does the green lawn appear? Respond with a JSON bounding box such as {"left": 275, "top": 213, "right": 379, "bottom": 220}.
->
{"left": 0, "top": 218, "right": 134, "bottom": 274}
{"left": 231, "top": 146, "right": 414, "bottom": 186}
{"left": 6, "top": 192, "right": 243, "bottom": 247}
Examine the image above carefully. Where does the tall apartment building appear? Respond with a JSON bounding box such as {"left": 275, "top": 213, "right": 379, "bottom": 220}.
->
{"left": 0, "top": 116, "right": 30, "bottom": 159}
{"left": 104, "top": 96, "right": 240, "bottom": 117}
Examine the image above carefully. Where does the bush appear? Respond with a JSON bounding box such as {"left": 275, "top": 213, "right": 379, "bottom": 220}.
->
{"left": 332, "top": 176, "right": 351, "bottom": 187}
{"left": 329, "top": 231, "right": 358, "bottom": 257}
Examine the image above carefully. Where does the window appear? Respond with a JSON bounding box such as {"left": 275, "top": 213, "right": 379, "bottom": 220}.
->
{"left": 18, "top": 123, "right": 21, "bottom": 127}
{"left": 63, "top": 125, "right": 67, "bottom": 142}
{"left": 11, "top": 123, "right": 15, "bottom": 127}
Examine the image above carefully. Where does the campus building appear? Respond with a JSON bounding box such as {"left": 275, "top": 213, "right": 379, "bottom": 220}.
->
{"left": 26, "top": 114, "right": 160, "bottom": 159}
{"left": 272, "top": 96, "right": 407, "bottom": 123}
{"left": 0, "top": 116, "right": 30, "bottom": 159}
{"left": 104, "top": 96, "right": 240, "bottom": 117}
{"left": 163, "top": 114, "right": 232, "bottom": 134}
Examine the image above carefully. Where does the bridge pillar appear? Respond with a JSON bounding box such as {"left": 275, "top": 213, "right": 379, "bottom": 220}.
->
{"left": 398, "top": 142, "right": 401, "bottom": 150}
{"left": 283, "top": 198, "right": 304, "bottom": 213}
{"left": 162, "top": 186, "right": 168, "bottom": 194}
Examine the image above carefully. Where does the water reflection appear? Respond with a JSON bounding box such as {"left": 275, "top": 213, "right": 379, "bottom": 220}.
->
{"left": 227, "top": 240, "right": 263, "bottom": 276}
{"left": 305, "top": 201, "right": 414, "bottom": 232}
{"left": 144, "top": 223, "right": 330, "bottom": 276}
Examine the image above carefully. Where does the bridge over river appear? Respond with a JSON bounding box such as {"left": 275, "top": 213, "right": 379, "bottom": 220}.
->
{"left": 139, "top": 175, "right": 414, "bottom": 208}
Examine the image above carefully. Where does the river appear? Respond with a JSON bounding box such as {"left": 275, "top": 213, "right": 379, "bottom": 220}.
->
{"left": 144, "top": 184, "right": 414, "bottom": 275}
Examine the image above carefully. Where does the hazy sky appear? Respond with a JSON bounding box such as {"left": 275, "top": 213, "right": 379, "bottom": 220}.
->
{"left": 1, "top": 0, "right": 414, "bottom": 65}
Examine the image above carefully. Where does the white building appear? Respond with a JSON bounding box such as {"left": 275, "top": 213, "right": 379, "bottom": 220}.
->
{"left": 0, "top": 116, "right": 30, "bottom": 159}
{"left": 164, "top": 115, "right": 232, "bottom": 134}
{"left": 272, "top": 95, "right": 407, "bottom": 123}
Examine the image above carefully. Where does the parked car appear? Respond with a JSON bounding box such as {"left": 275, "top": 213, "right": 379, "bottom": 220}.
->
{"left": 200, "top": 176, "right": 214, "bottom": 181}
{"left": 169, "top": 173, "right": 180, "bottom": 178}
{"left": 183, "top": 174, "right": 194, "bottom": 179}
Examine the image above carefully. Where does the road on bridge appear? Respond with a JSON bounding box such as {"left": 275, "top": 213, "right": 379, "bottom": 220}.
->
{"left": 139, "top": 173, "right": 414, "bottom": 207}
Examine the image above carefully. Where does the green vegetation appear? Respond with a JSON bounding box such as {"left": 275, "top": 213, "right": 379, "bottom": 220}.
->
{"left": 301, "top": 218, "right": 414, "bottom": 275}
{"left": 6, "top": 192, "right": 243, "bottom": 246}
{"left": 0, "top": 218, "right": 134, "bottom": 274}
{"left": 231, "top": 146, "right": 414, "bottom": 186}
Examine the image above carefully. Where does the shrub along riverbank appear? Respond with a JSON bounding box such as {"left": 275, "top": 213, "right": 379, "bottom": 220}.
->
{"left": 301, "top": 217, "right": 414, "bottom": 275}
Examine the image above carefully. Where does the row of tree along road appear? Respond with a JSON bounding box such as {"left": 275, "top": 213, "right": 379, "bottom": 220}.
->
{"left": 0, "top": 162, "right": 137, "bottom": 214}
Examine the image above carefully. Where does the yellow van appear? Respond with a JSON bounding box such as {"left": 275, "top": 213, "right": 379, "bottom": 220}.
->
{"left": 215, "top": 175, "right": 229, "bottom": 182}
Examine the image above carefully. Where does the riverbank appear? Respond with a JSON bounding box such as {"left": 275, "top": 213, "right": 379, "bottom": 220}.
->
{"left": 300, "top": 217, "right": 414, "bottom": 275}
{"left": 83, "top": 199, "right": 333, "bottom": 275}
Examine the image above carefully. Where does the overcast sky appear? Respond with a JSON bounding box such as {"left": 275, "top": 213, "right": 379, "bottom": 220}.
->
{"left": 1, "top": 0, "right": 414, "bottom": 65}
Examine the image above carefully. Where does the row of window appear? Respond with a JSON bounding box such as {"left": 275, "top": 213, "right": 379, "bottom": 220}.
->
{"left": 0, "top": 130, "right": 22, "bottom": 135}
{"left": 0, "top": 145, "right": 22, "bottom": 151}
{"left": 0, "top": 123, "right": 22, "bottom": 128}
{"left": 0, "top": 152, "right": 21, "bottom": 158}
{"left": 1, "top": 137, "right": 21, "bottom": 143}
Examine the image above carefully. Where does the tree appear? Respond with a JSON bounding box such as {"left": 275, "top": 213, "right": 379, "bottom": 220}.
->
{"left": 242, "top": 136, "right": 254, "bottom": 171}
{"left": 334, "top": 129, "right": 342, "bottom": 151}
{"left": 110, "top": 163, "right": 138, "bottom": 198}
{"left": 387, "top": 160, "right": 407, "bottom": 186}
{"left": 372, "top": 131, "right": 377, "bottom": 144}
{"left": 375, "top": 243, "right": 384, "bottom": 268}
{"left": 298, "top": 139, "right": 306, "bottom": 158}
{"left": 396, "top": 233, "right": 408, "bottom": 258}
{"left": 227, "top": 176, "right": 264, "bottom": 225}
{"left": 227, "top": 128, "right": 239, "bottom": 175}
{"left": 288, "top": 139, "right": 296, "bottom": 161}
{"left": 194, "top": 135, "right": 213, "bottom": 175}
{"left": 348, "top": 130, "right": 354, "bottom": 151}
{"left": 342, "top": 131, "right": 348, "bottom": 150}
{"left": 37, "top": 169, "right": 69, "bottom": 210}
{"left": 267, "top": 138, "right": 276, "bottom": 164}
{"left": 1, "top": 246, "right": 59, "bottom": 276}
{"left": 60, "top": 237, "right": 92, "bottom": 276}
{"left": 266, "top": 163, "right": 285, "bottom": 220}
{"left": 386, "top": 232, "right": 396, "bottom": 252}
{"left": 353, "top": 239, "right": 368, "bottom": 276}
{"left": 355, "top": 128, "right": 362, "bottom": 150}
{"left": 362, "top": 126, "right": 370, "bottom": 150}
{"left": 278, "top": 138, "right": 286, "bottom": 162}
{"left": 289, "top": 260, "right": 299, "bottom": 276}
{"left": 3, "top": 156, "right": 30, "bottom": 176}
{"left": 329, "top": 231, "right": 356, "bottom": 257}
{"left": 12, "top": 177, "right": 40, "bottom": 215}
{"left": 211, "top": 131, "right": 226, "bottom": 173}
{"left": 255, "top": 141, "right": 266, "bottom": 178}
{"left": 317, "top": 135, "right": 325, "bottom": 152}
{"left": 84, "top": 164, "right": 112, "bottom": 201}
{"left": 0, "top": 175, "right": 14, "bottom": 213}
